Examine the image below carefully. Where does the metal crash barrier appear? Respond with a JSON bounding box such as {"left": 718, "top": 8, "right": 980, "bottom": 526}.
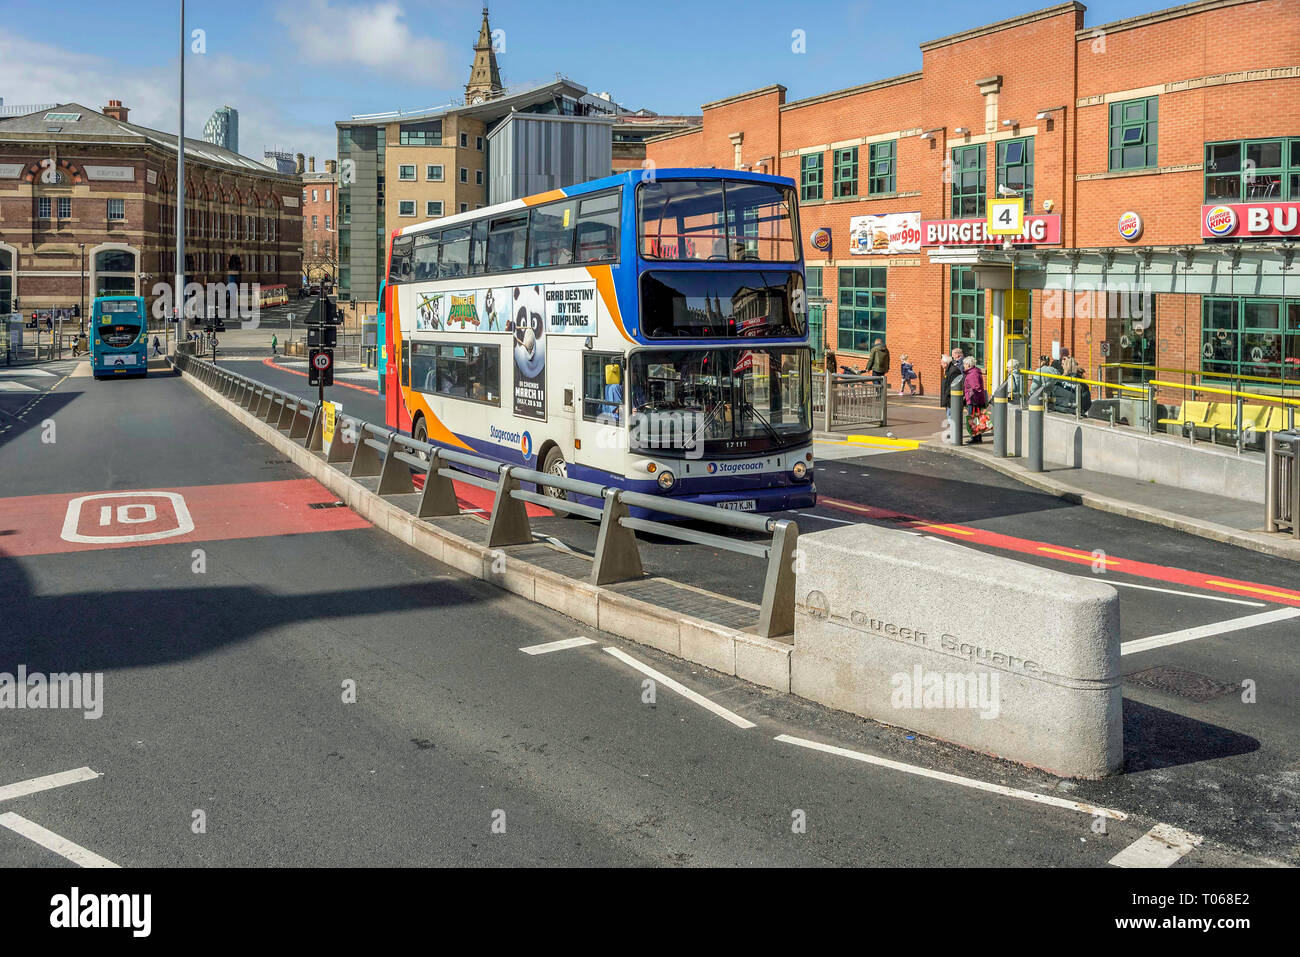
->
{"left": 172, "top": 349, "right": 799, "bottom": 639}
{"left": 1265, "top": 430, "right": 1300, "bottom": 539}
{"left": 813, "top": 371, "right": 887, "bottom": 432}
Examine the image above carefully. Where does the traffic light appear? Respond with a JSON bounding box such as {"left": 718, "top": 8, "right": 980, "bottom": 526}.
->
{"left": 325, "top": 299, "right": 343, "bottom": 325}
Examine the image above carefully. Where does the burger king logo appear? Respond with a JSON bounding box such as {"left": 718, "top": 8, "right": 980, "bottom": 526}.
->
{"left": 1118, "top": 211, "right": 1143, "bottom": 241}
{"left": 809, "top": 228, "right": 831, "bottom": 252}
{"left": 1205, "top": 205, "right": 1238, "bottom": 237}
{"left": 520, "top": 431, "right": 533, "bottom": 460}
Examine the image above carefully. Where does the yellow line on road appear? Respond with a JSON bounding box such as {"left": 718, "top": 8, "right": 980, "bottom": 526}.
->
{"left": 1205, "top": 580, "right": 1300, "bottom": 602}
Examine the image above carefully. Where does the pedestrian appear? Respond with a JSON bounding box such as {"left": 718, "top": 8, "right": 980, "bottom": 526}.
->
{"left": 824, "top": 350, "right": 837, "bottom": 377}
{"left": 867, "top": 337, "right": 891, "bottom": 384}
{"left": 898, "top": 354, "right": 918, "bottom": 396}
{"left": 152, "top": 335, "right": 162, "bottom": 357}
{"left": 271, "top": 334, "right": 278, "bottom": 355}
{"left": 1061, "top": 355, "right": 1092, "bottom": 414}
{"left": 938, "top": 355, "right": 953, "bottom": 409}
{"left": 963, "top": 356, "right": 990, "bottom": 442}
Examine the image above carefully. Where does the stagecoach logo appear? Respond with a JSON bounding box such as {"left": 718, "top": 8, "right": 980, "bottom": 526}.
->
{"left": 707, "top": 463, "right": 717, "bottom": 473}
{"left": 1204, "top": 204, "right": 1238, "bottom": 237}
{"left": 447, "top": 294, "right": 480, "bottom": 329}
{"left": 488, "top": 425, "right": 533, "bottom": 461}
{"left": 520, "top": 431, "right": 533, "bottom": 460}
{"left": 804, "top": 590, "right": 830, "bottom": 620}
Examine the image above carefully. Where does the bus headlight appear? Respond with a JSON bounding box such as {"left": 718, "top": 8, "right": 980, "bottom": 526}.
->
{"left": 657, "top": 470, "right": 675, "bottom": 490}
{"left": 793, "top": 461, "right": 808, "bottom": 480}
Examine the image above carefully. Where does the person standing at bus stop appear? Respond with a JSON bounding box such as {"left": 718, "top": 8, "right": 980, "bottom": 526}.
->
{"left": 271, "top": 334, "right": 278, "bottom": 355}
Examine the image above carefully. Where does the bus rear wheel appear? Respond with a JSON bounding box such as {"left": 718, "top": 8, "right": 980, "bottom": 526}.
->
{"left": 412, "top": 416, "right": 430, "bottom": 461}
{"left": 541, "top": 447, "right": 568, "bottom": 503}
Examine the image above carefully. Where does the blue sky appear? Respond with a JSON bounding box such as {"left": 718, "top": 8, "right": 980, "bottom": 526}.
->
{"left": 1, "top": 0, "right": 1178, "bottom": 164}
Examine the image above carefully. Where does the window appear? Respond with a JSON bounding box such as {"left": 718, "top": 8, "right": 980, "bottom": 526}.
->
{"left": 107, "top": 197, "right": 125, "bottom": 221}
{"left": 426, "top": 200, "right": 443, "bottom": 217}
{"left": 398, "top": 165, "right": 416, "bottom": 181}
{"left": 459, "top": 167, "right": 468, "bottom": 183}
{"left": 43, "top": 112, "right": 81, "bottom": 122}
{"left": 476, "top": 136, "right": 484, "bottom": 151}
{"left": 527, "top": 201, "right": 576, "bottom": 268}
{"left": 837, "top": 266, "right": 887, "bottom": 351}
{"left": 868, "top": 141, "right": 895, "bottom": 196}
{"left": 312, "top": 215, "right": 319, "bottom": 229}
{"left": 475, "top": 169, "right": 483, "bottom": 186}
{"left": 996, "top": 137, "right": 1035, "bottom": 211}
{"left": 1205, "top": 138, "right": 1299, "bottom": 201}
{"left": 325, "top": 215, "right": 332, "bottom": 230}
{"left": 460, "top": 203, "right": 468, "bottom": 213}
{"left": 302, "top": 190, "right": 307, "bottom": 204}
{"left": 325, "top": 189, "right": 331, "bottom": 202}
{"left": 582, "top": 353, "right": 624, "bottom": 421}
{"left": 312, "top": 189, "right": 319, "bottom": 201}
{"left": 439, "top": 225, "right": 471, "bottom": 278}
{"left": 389, "top": 235, "right": 414, "bottom": 282}
{"left": 459, "top": 132, "right": 468, "bottom": 148}
{"left": 638, "top": 179, "right": 797, "bottom": 262}
{"left": 1109, "top": 97, "right": 1158, "bottom": 171}
{"left": 409, "top": 342, "right": 500, "bottom": 404}
{"left": 57, "top": 196, "right": 71, "bottom": 218}
{"left": 951, "top": 144, "right": 986, "bottom": 217}
{"left": 833, "top": 147, "right": 858, "bottom": 198}
{"left": 574, "top": 191, "right": 620, "bottom": 263}
{"left": 399, "top": 121, "right": 441, "bottom": 146}
{"left": 426, "top": 164, "right": 443, "bottom": 181}
{"left": 807, "top": 267, "right": 824, "bottom": 358}
{"left": 1202, "top": 297, "right": 1300, "bottom": 383}
{"left": 800, "top": 153, "right": 823, "bottom": 202}
{"left": 412, "top": 231, "right": 440, "bottom": 281}
{"left": 487, "top": 213, "right": 528, "bottom": 271}
{"left": 641, "top": 270, "right": 806, "bottom": 338}
{"left": 313, "top": 241, "right": 319, "bottom": 255}
{"left": 38, "top": 196, "right": 50, "bottom": 218}
{"left": 399, "top": 200, "right": 416, "bottom": 217}
{"left": 949, "top": 266, "right": 986, "bottom": 367}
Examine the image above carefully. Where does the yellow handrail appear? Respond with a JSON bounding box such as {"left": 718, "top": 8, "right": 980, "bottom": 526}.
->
{"left": 1022, "top": 369, "right": 1147, "bottom": 394}
{"left": 1101, "top": 362, "right": 1300, "bottom": 389}
{"left": 1148, "top": 379, "right": 1300, "bottom": 406}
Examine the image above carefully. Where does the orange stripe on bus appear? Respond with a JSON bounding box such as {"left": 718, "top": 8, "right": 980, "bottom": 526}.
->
{"left": 587, "top": 264, "right": 633, "bottom": 343}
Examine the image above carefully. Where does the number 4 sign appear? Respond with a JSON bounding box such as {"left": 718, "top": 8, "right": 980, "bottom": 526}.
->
{"left": 987, "top": 198, "right": 1024, "bottom": 236}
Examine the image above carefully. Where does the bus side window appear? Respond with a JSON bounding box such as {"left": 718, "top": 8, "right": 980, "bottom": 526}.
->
{"left": 527, "top": 201, "right": 576, "bottom": 268}
{"left": 487, "top": 213, "right": 527, "bottom": 272}
{"left": 469, "top": 220, "right": 488, "bottom": 276}
{"left": 440, "top": 226, "right": 470, "bottom": 278}
{"left": 401, "top": 339, "right": 411, "bottom": 387}
{"left": 389, "top": 236, "right": 414, "bottom": 283}
{"left": 413, "top": 232, "right": 440, "bottom": 281}
{"left": 582, "top": 353, "right": 622, "bottom": 422}
{"left": 575, "top": 192, "right": 620, "bottom": 263}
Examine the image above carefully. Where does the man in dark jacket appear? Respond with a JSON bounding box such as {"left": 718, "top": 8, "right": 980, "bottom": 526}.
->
{"left": 867, "top": 339, "right": 890, "bottom": 378}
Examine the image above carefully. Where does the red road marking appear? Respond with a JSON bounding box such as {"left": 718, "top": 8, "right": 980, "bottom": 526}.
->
{"left": 411, "top": 472, "right": 553, "bottom": 518}
{"left": 0, "top": 479, "right": 369, "bottom": 557}
{"left": 818, "top": 495, "right": 1300, "bottom": 608}
{"left": 263, "top": 357, "right": 378, "bottom": 395}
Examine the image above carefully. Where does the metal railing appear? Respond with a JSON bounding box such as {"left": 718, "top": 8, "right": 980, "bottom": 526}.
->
{"left": 172, "top": 348, "right": 799, "bottom": 639}
{"left": 1265, "top": 431, "right": 1300, "bottom": 539}
{"left": 813, "top": 371, "right": 887, "bottom": 431}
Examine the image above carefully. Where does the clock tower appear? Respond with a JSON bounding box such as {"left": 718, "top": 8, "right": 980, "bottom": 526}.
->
{"left": 464, "top": 7, "right": 504, "bottom": 105}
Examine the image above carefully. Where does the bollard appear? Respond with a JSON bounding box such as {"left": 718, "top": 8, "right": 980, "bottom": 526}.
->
{"left": 992, "top": 380, "right": 1009, "bottom": 458}
{"left": 1027, "top": 384, "right": 1046, "bottom": 472}
{"left": 948, "top": 385, "right": 964, "bottom": 446}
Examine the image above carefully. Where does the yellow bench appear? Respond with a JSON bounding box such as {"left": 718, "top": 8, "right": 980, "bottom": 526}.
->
{"left": 1158, "top": 400, "right": 1210, "bottom": 433}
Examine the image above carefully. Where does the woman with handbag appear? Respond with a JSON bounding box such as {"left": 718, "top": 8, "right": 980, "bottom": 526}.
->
{"left": 962, "top": 356, "right": 991, "bottom": 443}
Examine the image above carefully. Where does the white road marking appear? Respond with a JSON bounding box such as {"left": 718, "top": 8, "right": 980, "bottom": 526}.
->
{"left": 774, "top": 734, "right": 1128, "bottom": 819}
{"left": 1121, "top": 607, "right": 1300, "bottom": 656}
{"left": 0, "top": 767, "right": 100, "bottom": 803}
{"left": 603, "top": 647, "right": 756, "bottom": 729}
{"left": 0, "top": 369, "right": 56, "bottom": 378}
{"left": 789, "top": 511, "right": 856, "bottom": 526}
{"left": 0, "top": 381, "right": 38, "bottom": 392}
{"left": 1102, "top": 580, "right": 1265, "bottom": 607}
{"left": 521, "top": 636, "right": 597, "bottom": 655}
{"left": 0, "top": 813, "right": 119, "bottom": 868}
{"left": 1109, "top": 823, "right": 1203, "bottom": 868}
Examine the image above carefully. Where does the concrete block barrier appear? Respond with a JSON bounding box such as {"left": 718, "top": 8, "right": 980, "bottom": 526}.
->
{"left": 791, "top": 524, "right": 1122, "bottom": 778}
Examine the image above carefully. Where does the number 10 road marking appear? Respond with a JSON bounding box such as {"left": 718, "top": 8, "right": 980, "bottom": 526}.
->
{"left": 60, "top": 491, "right": 194, "bottom": 544}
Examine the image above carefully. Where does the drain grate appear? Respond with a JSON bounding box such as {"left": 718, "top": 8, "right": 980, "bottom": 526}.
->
{"left": 1126, "top": 666, "right": 1239, "bottom": 701}
{"left": 308, "top": 501, "right": 347, "bottom": 510}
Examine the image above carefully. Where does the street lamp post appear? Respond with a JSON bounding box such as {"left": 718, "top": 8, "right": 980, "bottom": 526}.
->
{"left": 174, "top": 0, "right": 186, "bottom": 356}
{"left": 78, "top": 243, "right": 86, "bottom": 337}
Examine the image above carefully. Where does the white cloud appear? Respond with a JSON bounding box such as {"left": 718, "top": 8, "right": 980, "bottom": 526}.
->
{"left": 280, "top": 0, "right": 459, "bottom": 87}
{"left": 0, "top": 30, "right": 336, "bottom": 166}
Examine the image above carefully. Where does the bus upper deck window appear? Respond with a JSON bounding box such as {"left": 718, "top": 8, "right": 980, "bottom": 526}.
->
{"left": 575, "top": 192, "right": 620, "bottom": 263}
{"left": 487, "top": 214, "right": 527, "bottom": 271}
{"left": 412, "top": 232, "right": 440, "bottom": 281}
{"left": 469, "top": 220, "right": 488, "bottom": 275}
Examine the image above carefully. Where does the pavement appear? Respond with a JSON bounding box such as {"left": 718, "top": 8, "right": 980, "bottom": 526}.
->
{"left": 2, "top": 356, "right": 1298, "bottom": 867}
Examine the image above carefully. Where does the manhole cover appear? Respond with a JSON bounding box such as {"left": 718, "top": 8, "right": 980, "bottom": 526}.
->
{"left": 1126, "top": 666, "right": 1238, "bottom": 701}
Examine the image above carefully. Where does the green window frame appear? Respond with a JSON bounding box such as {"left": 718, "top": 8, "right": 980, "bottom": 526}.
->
{"left": 805, "top": 266, "right": 822, "bottom": 300}
{"left": 1109, "top": 96, "right": 1158, "bottom": 172}
{"left": 833, "top": 147, "right": 858, "bottom": 199}
{"left": 868, "top": 141, "right": 895, "bottom": 196}
{"left": 951, "top": 144, "right": 986, "bottom": 218}
{"left": 949, "top": 266, "right": 985, "bottom": 367}
{"left": 996, "top": 137, "right": 1034, "bottom": 211}
{"left": 836, "top": 266, "right": 886, "bottom": 352}
{"left": 1201, "top": 296, "right": 1300, "bottom": 384}
{"left": 1205, "top": 137, "right": 1300, "bottom": 202}
{"left": 800, "top": 153, "right": 824, "bottom": 201}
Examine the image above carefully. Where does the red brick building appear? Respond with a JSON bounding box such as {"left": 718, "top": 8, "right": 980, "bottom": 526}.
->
{"left": 0, "top": 100, "right": 303, "bottom": 322}
{"left": 300, "top": 157, "right": 338, "bottom": 285}
{"left": 647, "top": 0, "right": 1300, "bottom": 395}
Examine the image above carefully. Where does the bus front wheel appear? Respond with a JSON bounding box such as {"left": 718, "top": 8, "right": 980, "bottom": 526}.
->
{"left": 412, "top": 416, "right": 431, "bottom": 461}
{"left": 541, "top": 446, "right": 569, "bottom": 503}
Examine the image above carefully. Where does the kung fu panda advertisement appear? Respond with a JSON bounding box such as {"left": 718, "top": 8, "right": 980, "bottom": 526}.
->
{"left": 511, "top": 284, "right": 546, "bottom": 421}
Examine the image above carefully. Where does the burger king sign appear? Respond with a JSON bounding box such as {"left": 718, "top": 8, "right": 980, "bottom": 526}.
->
{"left": 1118, "top": 211, "right": 1143, "bottom": 241}
{"left": 1203, "top": 204, "right": 1238, "bottom": 238}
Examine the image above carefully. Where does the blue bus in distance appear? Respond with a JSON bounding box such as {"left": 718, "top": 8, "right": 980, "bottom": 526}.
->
{"left": 90, "top": 295, "right": 148, "bottom": 379}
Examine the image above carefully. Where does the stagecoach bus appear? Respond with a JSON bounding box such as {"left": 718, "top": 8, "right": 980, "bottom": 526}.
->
{"left": 89, "top": 295, "right": 148, "bottom": 379}
{"left": 379, "top": 168, "right": 815, "bottom": 514}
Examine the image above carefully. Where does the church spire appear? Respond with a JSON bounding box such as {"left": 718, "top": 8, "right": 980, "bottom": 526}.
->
{"left": 465, "top": 7, "right": 503, "bottom": 104}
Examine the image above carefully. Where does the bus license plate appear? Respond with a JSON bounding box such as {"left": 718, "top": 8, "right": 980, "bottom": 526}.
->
{"left": 718, "top": 499, "right": 757, "bottom": 512}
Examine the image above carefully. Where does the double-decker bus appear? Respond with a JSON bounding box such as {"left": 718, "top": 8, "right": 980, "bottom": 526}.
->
{"left": 90, "top": 295, "right": 148, "bottom": 378}
{"left": 379, "top": 168, "right": 814, "bottom": 514}
{"left": 257, "top": 283, "right": 290, "bottom": 309}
